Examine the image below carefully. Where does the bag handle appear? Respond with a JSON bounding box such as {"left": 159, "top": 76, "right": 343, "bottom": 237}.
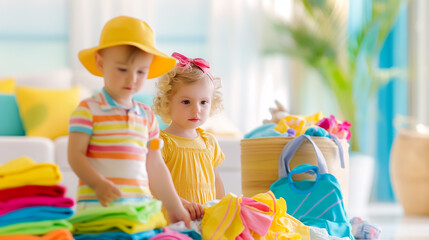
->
{"left": 278, "top": 134, "right": 329, "bottom": 178}
{"left": 287, "top": 164, "right": 320, "bottom": 194}
{"left": 331, "top": 136, "right": 345, "bottom": 168}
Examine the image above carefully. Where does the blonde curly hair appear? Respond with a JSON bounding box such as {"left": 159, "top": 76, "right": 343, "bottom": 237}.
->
{"left": 153, "top": 64, "right": 223, "bottom": 124}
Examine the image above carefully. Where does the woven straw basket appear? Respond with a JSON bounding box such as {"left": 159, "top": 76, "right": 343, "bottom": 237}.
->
{"left": 240, "top": 136, "right": 350, "bottom": 208}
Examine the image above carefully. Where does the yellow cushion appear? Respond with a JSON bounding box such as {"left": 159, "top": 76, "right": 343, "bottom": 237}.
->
{"left": 15, "top": 86, "right": 80, "bottom": 140}
{"left": 0, "top": 78, "right": 16, "bottom": 94}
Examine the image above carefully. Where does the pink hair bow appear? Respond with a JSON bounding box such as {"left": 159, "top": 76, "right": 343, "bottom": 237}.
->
{"left": 172, "top": 52, "right": 214, "bottom": 80}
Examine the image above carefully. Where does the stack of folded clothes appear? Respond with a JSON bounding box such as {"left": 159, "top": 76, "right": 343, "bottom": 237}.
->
{"left": 0, "top": 156, "right": 75, "bottom": 239}
{"left": 69, "top": 199, "right": 167, "bottom": 240}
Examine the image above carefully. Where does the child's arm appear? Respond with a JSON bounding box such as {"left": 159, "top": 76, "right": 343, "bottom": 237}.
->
{"left": 180, "top": 197, "right": 204, "bottom": 221}
{"left": 214, "top": 168, "right": 225, "bottom": 199}
{"left": 67, "top": 132, "right": 122, "bottom": 207}
{"left": 146, "top": 148, "right": 191, "bottom": 227}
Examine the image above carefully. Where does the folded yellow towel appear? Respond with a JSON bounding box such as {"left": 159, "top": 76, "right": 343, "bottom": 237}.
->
{"left": 0, "top": 156, "right": 61, "bottom": 190}
{"left": 72, "top": 211, "right": 166, "bottom": 234}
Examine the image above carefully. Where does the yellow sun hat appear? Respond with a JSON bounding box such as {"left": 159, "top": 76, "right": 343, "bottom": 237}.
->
{"left": 78, "top": 16, "right": 176, "bottom": 79}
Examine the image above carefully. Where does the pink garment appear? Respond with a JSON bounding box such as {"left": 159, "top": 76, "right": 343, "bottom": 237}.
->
{"left": 0, "top": 196, "right": 74, "bottom": 216}
{"left": 149, "top": 227, "right": 192, "bottom": 240}
{"left": 316, "top": 115, "right": 351, "bottom": 141}
{"left": 236, "top": 198, "right": 273, "bottom": 240}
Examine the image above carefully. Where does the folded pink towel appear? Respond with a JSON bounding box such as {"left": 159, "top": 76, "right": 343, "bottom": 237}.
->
{"left": 0, "top": 196, "right": 74, "bottom": 216}
{"left": 0, "top": 185, "right": 66, "bottom": 202}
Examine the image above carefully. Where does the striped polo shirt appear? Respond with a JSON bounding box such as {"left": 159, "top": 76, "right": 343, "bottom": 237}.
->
{"left": 69, "top": 89, "right": 159, "bottom": 203}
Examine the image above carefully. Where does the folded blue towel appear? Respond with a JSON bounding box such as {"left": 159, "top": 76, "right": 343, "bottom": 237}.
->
{"left": 0, "top": 206, "right": 74, "bottom": 227}
{"left": 244, "top": 123, "right": 289, "bottom": 139}
{"left": 73, "top": 229, "right": 162, "bottom": 240}
{"left": 180, "top": 229, "right": 202, "bottom": 240}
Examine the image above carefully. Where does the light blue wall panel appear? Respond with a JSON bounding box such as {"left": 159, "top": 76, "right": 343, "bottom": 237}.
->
{"left": 0, "top": 0, "right": 68, "bottom": 36}
{"left": 0, "top": 41, "right": 68, "bottom": 75}
{"left": 153, "top": 0, "right": 209, "bottom": 59}
{"left": 0, "top": 0, "right": 69, "bottom": 75}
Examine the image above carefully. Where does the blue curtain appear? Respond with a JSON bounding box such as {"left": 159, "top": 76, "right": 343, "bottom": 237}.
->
{"left": 348, "top": 1, "right": 408, "bottom": 201}
{"left": 376, "top": 4, "right": 408, "bottom": 201}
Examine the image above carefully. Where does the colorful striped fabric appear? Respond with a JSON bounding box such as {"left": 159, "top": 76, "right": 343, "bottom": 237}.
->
{"left": 69, "top": 89, "right": 159, "bottom": 203}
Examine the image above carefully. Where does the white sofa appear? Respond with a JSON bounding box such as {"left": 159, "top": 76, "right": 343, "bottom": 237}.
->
{"left": 0, "top": 136, "right": 242, "bottom": 203}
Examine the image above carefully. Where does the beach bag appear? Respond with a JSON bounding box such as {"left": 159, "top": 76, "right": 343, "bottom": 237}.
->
{"left": 277, "top": 135, "right": 345, "bottom": 178}
{"left": 270, "top": 135, "right": 354, "bottom": 239}
{"left": 240, "top": 136, "right": 349, "bottom": 207}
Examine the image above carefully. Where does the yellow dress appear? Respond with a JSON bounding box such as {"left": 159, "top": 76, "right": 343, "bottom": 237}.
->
{"left": 160, "top": 128, "right": 225, "bottom": 204}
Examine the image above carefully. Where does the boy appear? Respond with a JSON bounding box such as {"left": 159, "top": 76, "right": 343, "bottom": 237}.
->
{"left": 68, "top": 16, "right": 190, "bottom": 226}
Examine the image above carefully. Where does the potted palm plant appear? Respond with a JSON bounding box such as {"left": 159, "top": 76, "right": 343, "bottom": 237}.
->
{"left": 264, "top": 0, "right": 406, "bottom": 152}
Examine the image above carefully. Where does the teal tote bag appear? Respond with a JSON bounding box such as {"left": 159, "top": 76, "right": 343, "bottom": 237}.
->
{"left": 270, "top": 135, "right": 354, "bottom": 239}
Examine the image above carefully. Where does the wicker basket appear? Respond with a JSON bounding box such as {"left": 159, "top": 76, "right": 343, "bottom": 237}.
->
{"left": 241, "top": 136, "right": 350, "bottom": 207}
{"left": 391, "top": 129, "right": 429, "bottom": 215}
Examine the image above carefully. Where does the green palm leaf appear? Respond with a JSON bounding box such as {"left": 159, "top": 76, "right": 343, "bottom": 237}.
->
{"left": 263, "top": 0, "right": 406, "bottom": 151}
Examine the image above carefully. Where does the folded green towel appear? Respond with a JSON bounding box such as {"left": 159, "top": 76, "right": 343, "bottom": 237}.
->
{"left": 0, "top": 220, "right": 72, "bottom": 235}
{"left": 69, "top": 200, "right": 161, "bottom": 224}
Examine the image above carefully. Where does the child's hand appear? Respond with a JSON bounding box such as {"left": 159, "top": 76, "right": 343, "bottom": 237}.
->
{"left": 168, "top": 205, "right": 192, "bottom": 228}
{"left": 181, "top": 198, "right": 205, "bottom": 221}
{"left": 93, "top": 179, "right": 122, "bottom": 207}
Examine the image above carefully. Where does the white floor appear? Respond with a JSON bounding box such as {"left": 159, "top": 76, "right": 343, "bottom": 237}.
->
{"left": 367, "top": 202, "right": 429, "bottom": 239}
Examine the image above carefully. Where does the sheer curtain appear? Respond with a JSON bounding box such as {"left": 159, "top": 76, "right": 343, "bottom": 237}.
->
{"left": 69, "top": 0, "right": 157, "bottom": 93}
{"left": 208, "top": 0, "right": 291, "bottom": 134}
{"left": 69, "top": 0, "right": 292, "bottom": 133}
{"left": 408, "top": 0, "right": 429, "bottom": 125}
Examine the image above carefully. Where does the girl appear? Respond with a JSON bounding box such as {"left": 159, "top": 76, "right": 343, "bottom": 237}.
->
{"left": 153, "top": 52, "right": 225, "bottom": 221}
